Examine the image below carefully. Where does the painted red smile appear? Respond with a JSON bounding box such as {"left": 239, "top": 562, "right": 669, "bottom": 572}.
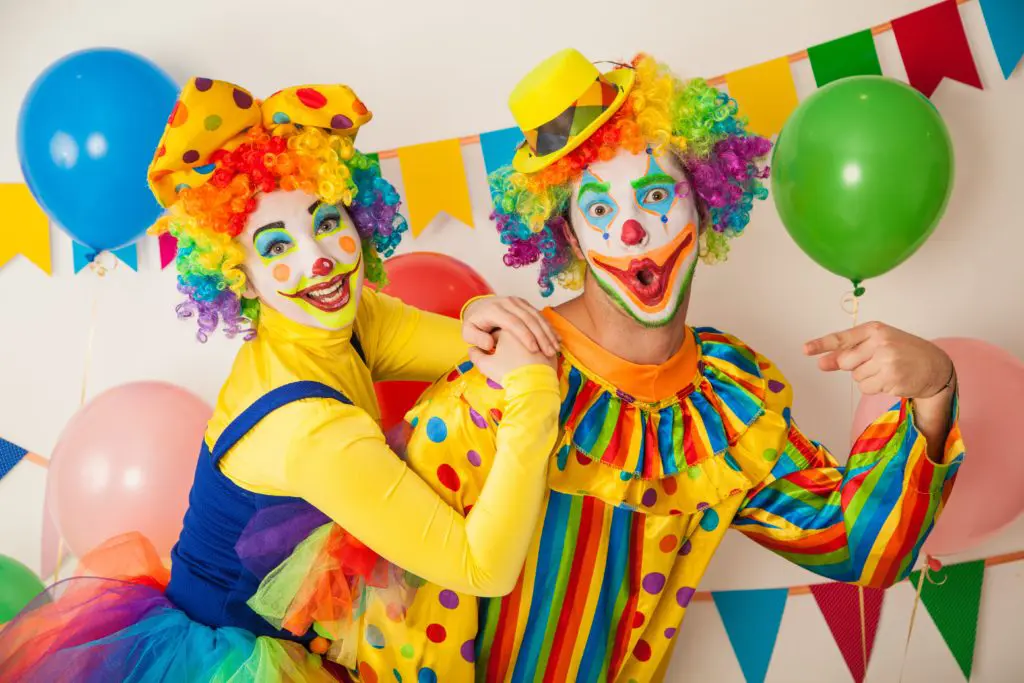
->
{"left": 592, "top": 231, "right": 693, "bottom": 307}
{"left": 281, "top": 272, "right": 352, "bottom": 312}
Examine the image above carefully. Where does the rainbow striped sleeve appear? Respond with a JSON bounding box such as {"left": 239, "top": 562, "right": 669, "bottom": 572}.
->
{"left": 732, "top": 397, "right": 964, "bottom": 588}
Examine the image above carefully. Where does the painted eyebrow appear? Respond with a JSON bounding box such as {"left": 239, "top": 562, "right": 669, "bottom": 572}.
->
{"left": 308, "top": 200, "right": 323, "bottom": 215}
{"left": 252, "top": 221, "right": 286, "bottom": 240}
{"left": 577, "top": 181, "right": 611, "bottom": 201}
{"left": 631, "top": 173, "right": 677, "bottom": 190}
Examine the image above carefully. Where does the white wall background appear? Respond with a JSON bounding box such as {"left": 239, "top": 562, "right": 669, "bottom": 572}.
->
{"left": 1, "top": 0, "right": 1022, "bottom": 680}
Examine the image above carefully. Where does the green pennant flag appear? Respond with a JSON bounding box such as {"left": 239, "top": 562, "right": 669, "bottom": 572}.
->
{"left": 908, "top": 560, "right": 985, "bottom": 679}
{"left": 807, "top": 30, "right": 883, "bottom": 86}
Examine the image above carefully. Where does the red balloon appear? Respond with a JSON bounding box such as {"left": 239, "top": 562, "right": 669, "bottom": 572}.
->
{"left": 372, "top": 252, "right": 493, "bottom": 429}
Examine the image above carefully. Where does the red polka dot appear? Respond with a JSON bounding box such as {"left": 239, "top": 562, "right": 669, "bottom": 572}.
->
{"left": 154, "top": 145, "right": 166, "bottom": 159}
{"left": 358, "top": 662, "right": 378, "bottom": 683}
{"left": 297, "top": 87, "right": 328, "bottom": 109}
{"left": 353, "top": 99, "right": 368, "bottom": 115}
{"left": 662, "top": 477, "right": 678, "bottom": 495}
{"left": 575, "top": 452, "right": 591, "bottom": 467}
{"left": 168, "top": 101, "right": 188, "bottom": 128}
{"left": 464, "top": 504, "right": 474, "bottom": 515}
{"left": 489, "top": 408, "right": 503, "bottom": 423}
{"left": 437, "top": 464, "right": 461, "bottom": 492}
{"left": 447, "top": 369, "right": 460, "bottom": 382}
{"left": 634, "top": 639, "right": 652, "bottom": 662}
{"left": 632, "top": 611, "right": 645, "bottom": 628}
{"left": 426, "top": 624, "right": 447, "bottom": 643}
{"left": 660, "top": 534, "right": 677, "bottom": 553}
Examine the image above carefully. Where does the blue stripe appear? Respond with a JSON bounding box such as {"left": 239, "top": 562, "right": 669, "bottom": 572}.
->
{"left": 657, "top": 406, "right": 678, "bottom": 476}
{"left": 510, "top": 492, "right": 573, "bottom": 682}
{"left": 706, "top": 368, "right": 761, "bottom": 425}
{"left": 702, "top": 337, "right": 760, "bottom": 377}
{"left": 634, "top": 412, "right": 647, "bottom": 477}
{"left": 560, "top": 366, "right": 583, "bottom": 426}
{"left": 689, "top": 392, "right": 728, "bottom": 454}
{"left": 578, "top": 505, "right": 631, "bottom": 683}
{"left": 575, "top": 392, "right": 611, "bottom": 454}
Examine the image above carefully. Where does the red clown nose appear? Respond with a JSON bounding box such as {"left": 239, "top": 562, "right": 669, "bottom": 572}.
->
{"left": 621, "top": 219, "right": 647, "bottom": 246}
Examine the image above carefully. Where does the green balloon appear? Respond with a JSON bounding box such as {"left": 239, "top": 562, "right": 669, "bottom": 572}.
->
{"left": 771, "top": 75, "right": 954, "bottom": 283}
{"left": 0, "top": 554, "right": 46, "bottom": 623}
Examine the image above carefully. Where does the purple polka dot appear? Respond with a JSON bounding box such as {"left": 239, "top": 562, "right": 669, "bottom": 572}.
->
{"left": 467, "top": 450, "right": 482, "bottom": 467}
{"left": 331, "top": 114, "right": 354, "bottom": 129}
{"left": 182, "top": 150, "right": 200, "bottom": 164}
{"left": 460, "top": 640, "right": 476, "bottom": 663}
{"left": 486, "top": 378, "right": 503, "bottom": 391}
{"left": 678, "top": 540, "right": 692, "bottom": 556}
{"left": 641, "top": 489, "right": 657, "bottom": 507}
{"left": 469, "top": 408, "right": 487, "bottom": 429}
{"left": 664, "top": 628, "right": 677, "bottom": 639}
{"left": 676, "top": 586, "right": 695, "bottom": 607}
{"left": 696, "top": 501, "right": 709, "bottom": 512}
{"left": 438, "top": 590, "right": 459, "bottom": 609}
{"left": 194, "top": 77, "right": 213, "bottom": 91}
{"left": 642, "top": 572, "right": 666, "bottom": 594}
{"left": 233, "top": 88, "right": 253, "bottom": 109}
{"left": 768, "top": 379, "right": 785, "bottom": 393}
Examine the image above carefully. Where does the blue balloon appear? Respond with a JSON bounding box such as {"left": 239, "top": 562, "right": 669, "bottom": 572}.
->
{"left": 18, "top": 48, "right": 178, "bottom": 254}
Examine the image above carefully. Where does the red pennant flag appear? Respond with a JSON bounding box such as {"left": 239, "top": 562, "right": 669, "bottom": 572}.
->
{"left": 893, "top": 0, "right": 983, "bottom": 97}
{"left": 159, "top": 232, "right": 178, "bottom": 269}
{"left": 810, "top": 583, "right": 884, "bottom": 683}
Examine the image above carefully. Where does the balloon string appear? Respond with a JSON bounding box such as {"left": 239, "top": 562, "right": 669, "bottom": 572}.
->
{"left": 898, "top": 565, "right": 929, "bottom": 683}
{"left": 858, "top": 585, "right": 868, "bottom": 678}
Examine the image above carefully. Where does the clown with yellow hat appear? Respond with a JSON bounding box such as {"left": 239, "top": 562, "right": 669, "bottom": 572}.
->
{"left": 0, "top": 78, "right": 567, "bottom": 681}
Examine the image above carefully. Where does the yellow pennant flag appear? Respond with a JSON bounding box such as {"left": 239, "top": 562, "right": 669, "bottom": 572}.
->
{"left": 397, "top": 139, "right": 474, "bottom": 237}
{"left": 0, "top": 183, "right": 51, "bottom": 274}
{"left": 725, "top": 57, "right": 799, "bottom": 138}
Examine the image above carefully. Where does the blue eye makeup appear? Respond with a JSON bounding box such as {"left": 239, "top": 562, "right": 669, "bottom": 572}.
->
{"left": 253, "top": 224, "right": 295, "bottom": 260}
{"left": 577, "top": 169, "right": 618, "bottom": 238}
{"left": 313, "top": 204, "right": 343, "bottom": 238}
{"left": 634, "top": 180, "right": 677, "bottom": 217}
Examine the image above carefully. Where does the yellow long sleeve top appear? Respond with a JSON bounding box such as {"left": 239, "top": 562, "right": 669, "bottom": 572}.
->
{"left": 209, "top": 290, "right": 562, "bottom": 596}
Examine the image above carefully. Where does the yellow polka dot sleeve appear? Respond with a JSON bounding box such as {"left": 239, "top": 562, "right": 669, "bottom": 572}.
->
{"left": 283, "top": 364, "right": 560, "bottom": 596}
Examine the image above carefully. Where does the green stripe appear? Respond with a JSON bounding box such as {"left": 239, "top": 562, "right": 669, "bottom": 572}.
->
{"left": 591, "top": 399, "right": 622, "bottom": 460}
{"left": 533, "top": 497, "right": 584, "bottom": 681}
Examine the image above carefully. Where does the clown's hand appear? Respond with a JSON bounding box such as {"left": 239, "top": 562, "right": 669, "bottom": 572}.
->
{"left": 462, "top": 296, "right": 560, "bottom": 358}
{"left": 804, "top": 322, "right": 955, "bottom": 399}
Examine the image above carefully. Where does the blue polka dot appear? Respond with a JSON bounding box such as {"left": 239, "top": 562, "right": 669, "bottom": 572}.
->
{"left": 457, "top": 360, "right": 474, "bottom": 374}
{"left": 426, "top": 417, "right": 448, "bottom": 443}
{"left": 620, "top": 470, "right": 633, "bottom": 481}
{"left": 272, "top": 111, "right": 291, "bottom": 124}
{"left": 410, "top": 417, "right": 419, "bottom": 428}
{"left": 783, "top": 407, "right": 792, "bottom": 428}
{"left": 174, "top": 183, "right": 191, "bottom": 193}
{"left": 365, "top": 624, "right": 385, "bottom": 649}
{"left": 724, "top": 453, "right": 742, "bottom": 471}
{"left": 700, "top": 508, "right": 720, "bottom": 531}
{"left": 556, "top": 444, "right": 570, "bottom": 471}
{"left": 393, "top": 671, "right": 402, "bottom": 682}
{"left": 193, "top": 163, "right": 216, "bottom": 174}
{"left": 418, "top": 668, "right": 438, "bottom": 683}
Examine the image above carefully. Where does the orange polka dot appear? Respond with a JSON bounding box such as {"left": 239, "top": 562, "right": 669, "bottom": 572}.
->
{"left": 353, "top": 99, "right": 368, "bottom": 115}
{"left": 660, "top": 534, "right": 677, "bottom": 553}
{"left": 338, "top": 235, "right": 357, "bottom": 254}
{"left": 272, "top": 263, "right": 291, "bottom": 282}
{"left": 358, "top": 662, "right": 378, "bottom": 683}
{"left": 309, "top": 637, "right": 329, "bottom": 654}
{"left": 168, "top": 101, "right": 188, "bottom": 128}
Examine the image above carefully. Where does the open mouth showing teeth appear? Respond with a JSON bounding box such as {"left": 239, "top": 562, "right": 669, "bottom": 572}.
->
{"left": 281, "top": 272, "right": 352, "bottom": 312}
{"left": 594, "top": 232, "right": 693, "bottom": 307}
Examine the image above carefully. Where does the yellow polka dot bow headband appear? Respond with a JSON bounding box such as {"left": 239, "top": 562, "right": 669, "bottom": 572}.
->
{"left": 148, "top": 78, "right": 372, "bottom": 207}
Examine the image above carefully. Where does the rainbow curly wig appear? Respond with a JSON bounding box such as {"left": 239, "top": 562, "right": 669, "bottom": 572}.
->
{"left": 490, "top": 54, "right": 773, "bottom": 296}
{"left": 152, "top": 125, "right": 407, "bottom": 342}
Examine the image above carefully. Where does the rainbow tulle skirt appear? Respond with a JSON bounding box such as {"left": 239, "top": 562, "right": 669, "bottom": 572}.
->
{"left": 0, "top": 535, "right": 350, "bottom": 683}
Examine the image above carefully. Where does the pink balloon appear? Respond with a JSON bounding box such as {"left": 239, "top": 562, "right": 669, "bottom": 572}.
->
{"left": 852, "top": 337, "right": 1024, "bottom": 556}
{"left": 47, "top": 382, "right": 211, "bottom": 559}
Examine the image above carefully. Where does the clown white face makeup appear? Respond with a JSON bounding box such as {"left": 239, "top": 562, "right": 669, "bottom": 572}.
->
{"left": 240, "top": 190, "right": 364, "bottom": 330}
{"left": 569, "top": 150, "right": 699, "bottom": 327}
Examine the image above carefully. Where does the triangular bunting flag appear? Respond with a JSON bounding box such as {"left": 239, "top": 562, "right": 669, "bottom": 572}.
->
{"left": 808, "top": 30, "right": 883, "bottom": 87}
{"left": 396, "top": 139, "right": 474, "bottom": 237}
{"left": 893, "top": 0, "right": 983, "bottom": 97}
{"left": 479, "top": 127, "right": 524, "bottom": 178}
{"left": 0, "top": 437, "right": 28, "bottom": 481}
{"left": 72, "top": 241, "right": 139, "bottom": 273}
{"left": 908, "top": 560, "right": 985, "bottom": 679}
{"left": 713, "top": 588, "right": 788, "bottom": 683}
{"left": 810, "top": 583, "right": 883, "bottom": 682}
{"left": 0, "top": 184, "right": 51, "bottom": 274}
{"left": 724, "top": 57, "right": 799, "bottom": 138}
{"left": 979, "top": 0, "right": 1024, "bottom": 79}
{"left": 158, "top": 232, "right": 178, "bottom": 269}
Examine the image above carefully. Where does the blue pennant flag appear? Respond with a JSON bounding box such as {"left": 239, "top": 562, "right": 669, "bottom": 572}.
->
{"left": 72, "top": 241, "right": 138, "bottom": 273}
{"left": 980, "top": 0, "right": 1024, "bottom": 79}
{"left": 713, "top": 588, "right": 789, "bottom": 683}
{"left": 0, "top": 437, "right": 28, "bottom": 481}
{"left": 479, "top": 127, "right": 524, "bottom": 178}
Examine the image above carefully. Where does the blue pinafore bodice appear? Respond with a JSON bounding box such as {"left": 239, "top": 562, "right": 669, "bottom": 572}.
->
{"left": 165, "top": 380, "right": 350, "bottom": 641}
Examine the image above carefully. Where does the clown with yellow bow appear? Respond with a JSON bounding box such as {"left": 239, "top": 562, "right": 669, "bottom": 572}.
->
{"left": 264, "top": 50, "right": 965, "bottom": 682}
{"left": 0, "top": 79, "right": 565, "bottom": 682}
